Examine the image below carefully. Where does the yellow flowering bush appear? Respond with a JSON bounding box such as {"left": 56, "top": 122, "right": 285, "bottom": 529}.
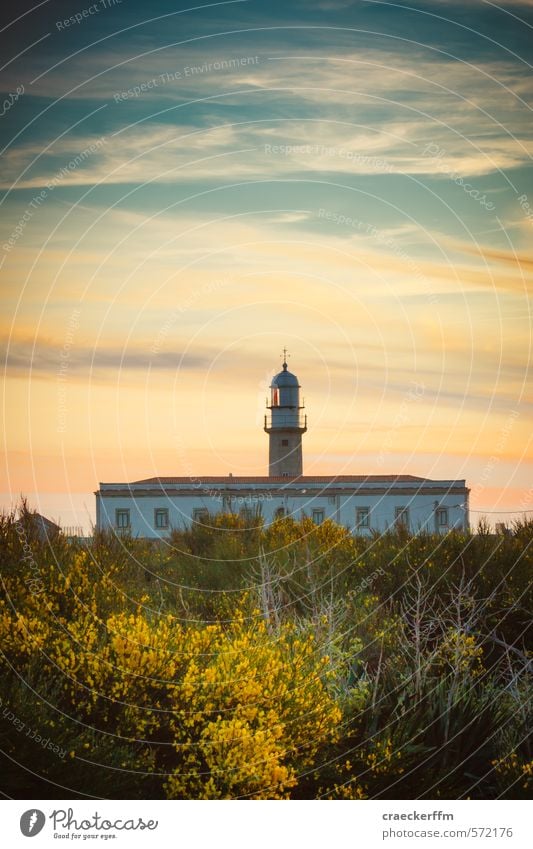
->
{"left": 320, "top": 759, "right": 367, "bottom": 800}
{"left": 165, "top": 611, "right": 342, "bottom": 798}
{"left": 436, "top": 628, "right": 485, "bottom": 677}
{"left": 0, "top": 545, "right": 342, "bottom": 798}
{"left": 493, "top": 752, "right": 533, "bottom": 797}
{"left": 1, "top": 508, "right": 531, "bottom": 799}
{"left": 363, "top": 738, "right": 404, "bottom": 777}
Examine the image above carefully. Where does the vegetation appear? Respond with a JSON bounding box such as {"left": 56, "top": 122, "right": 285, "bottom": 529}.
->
{"left": 0, "top": 502, "right": 531, "bottom": 799}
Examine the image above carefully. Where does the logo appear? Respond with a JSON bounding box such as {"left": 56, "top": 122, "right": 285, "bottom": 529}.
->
{"left": 20, "top": 809, "right": 46, "bottom": 837}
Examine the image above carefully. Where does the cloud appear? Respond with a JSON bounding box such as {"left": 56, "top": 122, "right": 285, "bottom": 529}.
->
{"left": 2, "top": 112, "right": 530, "bottom": 196}
{"left": 447, "top": 240, "right": 533, "bottom": 274}
{"left": 1, "top": 334, "right": 211, "bottom": 379}
{"left": 2, "top": 45, "right": 531, "bottom": 192}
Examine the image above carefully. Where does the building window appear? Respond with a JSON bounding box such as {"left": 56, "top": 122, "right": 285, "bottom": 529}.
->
{"left": 395, "top": 506, "right": 409, "bottom": 529}
{"left": 356, "top": 507, "right": 370, "bottom": 528}
{"left": 328, "top": 496, "right": 337, "bottom": 505}
{"left": 281, "top": 439, "right": 289, "bottom": 447}
{"left": 154, "top": 508, "right": 169, "bottom": 529}
{"left": 436, "top": 507, "right": 449, "bottom": 527}
{"left": 192, "top": 508, "right": 208, "bottom": 524}
{"left": 115, "top": 509, "right": 130, "bottom": 529}
{"left": 312, "top": 509, "right": 324, "bottom": 525}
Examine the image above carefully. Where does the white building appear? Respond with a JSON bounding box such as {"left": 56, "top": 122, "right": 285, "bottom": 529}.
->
{"left": 95, "top": 356, "right": 469, "bottom": 537}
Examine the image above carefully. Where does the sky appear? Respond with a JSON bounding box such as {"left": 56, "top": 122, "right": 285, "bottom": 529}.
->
{"left": 0, "top": 0, "right": 532, "bottom": 532}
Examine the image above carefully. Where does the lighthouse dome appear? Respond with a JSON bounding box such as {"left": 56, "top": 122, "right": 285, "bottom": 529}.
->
{"left": 271, "top": 363, "right": 299, "bottom": 388}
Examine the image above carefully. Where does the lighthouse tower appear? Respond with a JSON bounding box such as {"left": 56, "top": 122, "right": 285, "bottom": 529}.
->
{"left": 264, "top": 350, "right": 307, "bottom": 477}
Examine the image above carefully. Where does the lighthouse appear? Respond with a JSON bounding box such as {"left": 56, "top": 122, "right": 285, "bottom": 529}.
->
{"left": 97, "top": 349, "right": 469, "bottom": 537}
{"left": 264, "top": 350, "right": 307, "bottom": 477}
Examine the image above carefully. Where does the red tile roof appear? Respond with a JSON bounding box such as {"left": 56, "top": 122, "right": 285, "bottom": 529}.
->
{"left": 132, "top": 474, "right": 428, "bottom": 485}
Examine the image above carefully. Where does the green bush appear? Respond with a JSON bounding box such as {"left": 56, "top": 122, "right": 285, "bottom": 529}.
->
{"left": 0, "top": 503, "right": 530, "bottom": 798}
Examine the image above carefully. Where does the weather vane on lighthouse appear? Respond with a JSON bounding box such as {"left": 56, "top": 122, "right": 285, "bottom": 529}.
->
{"left": 281, "top": 347, "right": 290, "bottom": 370}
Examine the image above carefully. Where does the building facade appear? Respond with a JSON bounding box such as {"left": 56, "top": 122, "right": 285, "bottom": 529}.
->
{"left": 95, "top": 357, "right": 469, "bottom": 537}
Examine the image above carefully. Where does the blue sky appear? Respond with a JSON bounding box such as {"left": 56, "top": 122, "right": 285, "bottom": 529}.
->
{"left": 1, "top": 0, "right": 532, "bottom": 530}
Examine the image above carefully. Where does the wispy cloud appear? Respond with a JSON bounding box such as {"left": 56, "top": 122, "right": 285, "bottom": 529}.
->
{"left": 1, "top": 335, "right": 211, "bottom": 379}
{"left": 447, "top": 239, "right": 533, "bottom": 273}
{"left": 2, "top": 46, "right": 531, "bottom": 192}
